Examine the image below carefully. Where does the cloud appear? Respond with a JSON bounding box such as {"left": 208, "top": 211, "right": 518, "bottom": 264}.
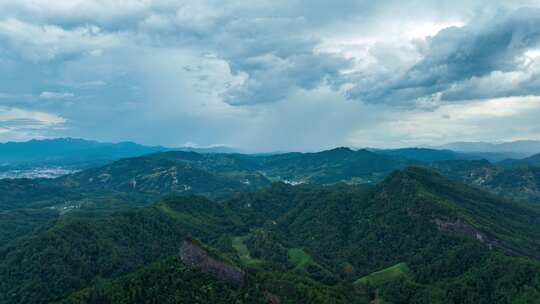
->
{"left": 39, "top": 91, "right": 74, "bottom": 99}
{"left": 0, "top": 106, "right": 66, "bottom": 141}
{"left": 222, "top": 52, "right": 351, "bottom": 105}
{"left": 0, "top": 18, "right": 123, "bottom": 62}
{"left": 1, "top": 1, "right": 540, "bottom": 149}
{"left": 347, "top": 7, "right": 540, "bottom": 105}
{"left": 348, "top": 96, "right": 540, "bottom": 147}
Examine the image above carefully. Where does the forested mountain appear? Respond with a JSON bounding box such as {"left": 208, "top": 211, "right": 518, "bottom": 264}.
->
{"left": 500, "top": 153, "right": 540, "bottom": 167}
{"left": 0, "top": 138, "right": 236, "bottom": 177}
{"left": 2, "top": 167, "right": 540, "bottom": 303}
{"left": 373, "top": 148, "right": 469, "bottom": 162}
{"left": 0, "top": 148, "right": 417, "bottom": 213}
{"left": 0, "top": 138, "right": 169, "bottom": 166}
{"left": 375, "top": 148, "right": 527, "bottom": 163}
{"left": 431, "top": 160, "right": 540, "bottom": 204}
{"left": 248, "top": 147, "right": 419, "bottom": 184}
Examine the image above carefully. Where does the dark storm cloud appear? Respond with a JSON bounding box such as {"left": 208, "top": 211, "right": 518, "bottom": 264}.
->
{"left": 1, "top": 1, "right": 540, "bottom": 148}
{"left": 347, "top": 8, "right": 540, "bottom": 104}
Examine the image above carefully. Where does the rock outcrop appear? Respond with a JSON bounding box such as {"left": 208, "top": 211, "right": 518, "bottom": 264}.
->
{"left": 180, "top": 238, "right": 245, "bottom": 287}
{"left": 433, "top": 217, "right": 522, "bottom": 256}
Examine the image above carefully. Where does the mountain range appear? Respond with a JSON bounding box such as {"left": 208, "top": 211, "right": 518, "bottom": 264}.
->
{"left": 2, "top": 167, "right": 540, "bottom": 303}
{"left": 2, "top": 138, "right": 540, "bottom": 171}
{"left": 1, "top": 144, "right": 540, "bottom": 303}
{"left": 0, "top": 138, "right": 235, "bottom": 167}
{"left": 433, "top": 140, "right": 540, "bottom": 156}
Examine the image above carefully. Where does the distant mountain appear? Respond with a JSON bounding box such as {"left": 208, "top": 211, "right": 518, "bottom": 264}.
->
{"left": 0, "top": 138, "right": 236, "bottom": 169}
{"left": 499, "top": 152, "right": 540, "bottom": 167}
{"left": 5, "top": 146, "right": 540, "bottom": 216}
{"left": 431, "top": 160, "right": 540, "bottom": 203}
{"left": 3, "top": 167, "right": 540, "bottom": 303}
{"left": 0, "top": 138, "right": 167, "bottom": 166}
{"left": 0, "top": 151, "right": 271, "bottom": 213}
{"left": 372, "top": 147, "right": 525, "bottom": 163}
{"left": 0, "top": 147, "right": 420, "bottom": 213}
{"left": 373, "top": 148, "right": 468, "bottom": 162}
{"left": 248, "top": 147, "right": 420, "bottom": 184}
{"left": 435, "top": 140, "right": 540, "bottom": 156}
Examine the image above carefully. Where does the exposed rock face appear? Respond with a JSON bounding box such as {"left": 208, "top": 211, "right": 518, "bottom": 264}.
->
{"left": 433, "top": 218, "right": 520, "bottom": 256}
{"left": 434, "top": 218, "right": 488, "bottom": 244}
{"left": 180, "top": 239, "right": 245, "bottom": 287}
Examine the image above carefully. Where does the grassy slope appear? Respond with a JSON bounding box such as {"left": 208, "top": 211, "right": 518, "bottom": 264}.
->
{"left": 288, "top": 248, "right": 316, "bottom": 270}
{"left": 231, "top": 236, "right": 262, "bottom": 267}
{"left": 354, "top": 263, "right": 410, "bottom": 286}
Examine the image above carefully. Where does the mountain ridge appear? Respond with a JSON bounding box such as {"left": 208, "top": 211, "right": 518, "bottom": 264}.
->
{"left": 2, "top": 166, "right": 540, "bottom": 303}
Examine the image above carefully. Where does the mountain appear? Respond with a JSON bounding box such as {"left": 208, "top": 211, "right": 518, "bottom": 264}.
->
{"left": 435, "top": 140, "right": 540, "bottom": 156}
{"left": 0, "top": 148, "right": 418, "bottom": 213}
{"left": 223, "top": 167, "right": 540, "bottom": 302}
{"left": 370, "top": 147, "right": 524, "bottom": 163}
{"left": 0, "top": 138, "right": 237, "bottom": 177}
{"left": 431, "top": 160, "right": 540, "bottom": 204}
{"left": 0, "top": 209, "right": 58, "bottom": 244}
{"left": 0, "top": 151, "right": 271, "bottom": 213}
{"left": 2, "top": 167, "right": 540, "bottom": 303}
{"left": 0, "top": 196, "right": 235, "bottom": 304}
{"left": 499, "top": 152, "right": 540, "bottom": 167}
{"left": 373, "top": 148, "right": 469, "bottom": 162}
{"left": 248, "top": 147, "right": 420, "bottom": 184}
{"left": 0, "top": 138, "right": 169, "bottom": 166}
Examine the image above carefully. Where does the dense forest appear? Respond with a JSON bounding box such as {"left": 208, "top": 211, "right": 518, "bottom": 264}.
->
{"left": 2, "top": 165, "right": 540, "bottom": 303}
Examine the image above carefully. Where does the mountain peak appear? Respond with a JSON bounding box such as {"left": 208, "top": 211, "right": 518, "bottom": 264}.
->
{"left": 320, "top": 147, "right": 355, "bottom": 154}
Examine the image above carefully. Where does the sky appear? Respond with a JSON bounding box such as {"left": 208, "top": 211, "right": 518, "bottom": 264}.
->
{"left": 1, "top": 0, "right": 540, "bottom": 152}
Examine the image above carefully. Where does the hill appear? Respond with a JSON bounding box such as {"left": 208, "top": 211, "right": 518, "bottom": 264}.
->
{"left": 0, "top": 151, "right": 271, "bottom": 213}
{"left": 373, "top": 148, "right": 467, "bottom": 162}
{"left": 0, "top": 138, "right": 237, "bottom": 179}
{"left": 224, "top": 167, "right": 540, "bottom": 302}
{"left": 431, "top": 160, "right": 540, "bottom": 204}
{"left": 500, "top": 153, "right": 540, "bottom": 167}
{"left": 3, "top": 167, "right": 539, "bottom": 303}
{"left": 247, "top": 147, "right": 419, "bottom": 184}
{"left": 0, "top": 196, "right": 234, "bottom": 304}
{"left": 0, "top": 148, "right": 417, "bottom": 213}
{"left": 0, "top": 138, "right": 169, "bottom": 166}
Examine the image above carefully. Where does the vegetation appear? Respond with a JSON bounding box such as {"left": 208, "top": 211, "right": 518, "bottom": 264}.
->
{"left": 231, "top": 236, "right": 262, "bottom": 267}
{"left": 62, "top": 257, "right": 268, "bottom": 304}
{"left": 2, "top": 152, "right": 540, "bottom": 303}
{"left": 0, "top": 147, "right": 417, "bottom": 212}
{"left": 287, "top": 248, "right": 315, "bottom": 270}
{"left": 0, "top": 208, "right": 58, "bottom": 244}
{"left": 354, "top": 263, "right": 411, "bottom": 286}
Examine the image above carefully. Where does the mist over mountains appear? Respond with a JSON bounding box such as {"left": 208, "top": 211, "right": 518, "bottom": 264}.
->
{"left": 433, "top": 140, "right": 540, "bottom": 156}
{"left": 1, "top": 138, "right": 540, "bottom": 169}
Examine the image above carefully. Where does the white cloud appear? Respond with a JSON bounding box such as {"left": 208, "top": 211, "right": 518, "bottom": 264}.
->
{"left": 0, "top": 106, "right": 66, "bottom": 141}
{"left": 0, "top": 18, "right": 124, "bottom": 61}
{"left": 39, "top": 91, "right": 74, "bottom": 99}
{"left": 0, "top": 1, "right": 540, "bottom": 148}
{"left": 348, "top": 96, "right": 540, "bottom": 147}
{"left": 0, "top": 106, "right": 65, "bottom": 125}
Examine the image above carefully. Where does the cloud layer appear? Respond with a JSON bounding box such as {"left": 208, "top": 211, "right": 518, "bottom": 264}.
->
{"left": 1, "top": 0, "right": 540, "bottom": 150}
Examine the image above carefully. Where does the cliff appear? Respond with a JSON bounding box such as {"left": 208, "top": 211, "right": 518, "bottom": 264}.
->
{"left": 179, "top": 238, "right": 245, "bottom": 287}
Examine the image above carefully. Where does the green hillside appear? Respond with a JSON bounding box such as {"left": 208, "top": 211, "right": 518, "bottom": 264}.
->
{"left": 432, "top": 160, "right": 540, "bottom": 204}
{"left": 2, "top": 167, "right": 540, "bottom": 303}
